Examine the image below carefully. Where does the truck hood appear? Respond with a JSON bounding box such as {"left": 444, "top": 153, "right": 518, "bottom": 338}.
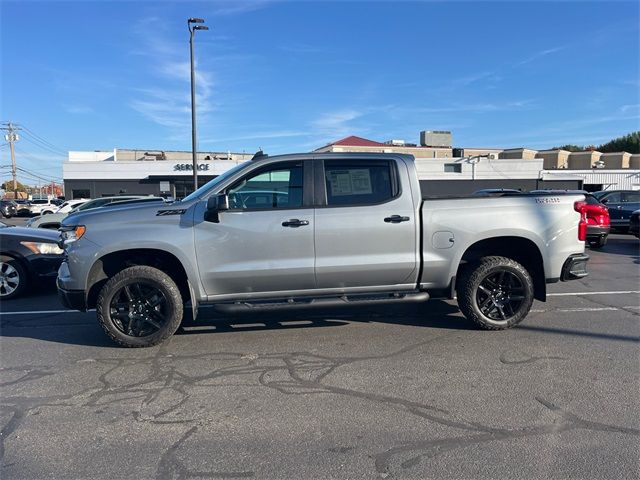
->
{"left": 61, "top": 199, "right": 184, "bottom": 227}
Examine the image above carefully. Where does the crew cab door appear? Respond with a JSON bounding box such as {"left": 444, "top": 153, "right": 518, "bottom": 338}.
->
{"left": 194, "top": 160, "right": 316, "bottom": 297}
{"left": 313, "top": 158, "right": 419, "bottom": 289}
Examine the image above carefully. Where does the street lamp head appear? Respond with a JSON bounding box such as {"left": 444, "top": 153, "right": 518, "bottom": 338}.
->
{"left": 188, "top": 18, "right": 205, "bottom": 24}
{"left": 194, "top": 25, "right": 209, "bottom": 31}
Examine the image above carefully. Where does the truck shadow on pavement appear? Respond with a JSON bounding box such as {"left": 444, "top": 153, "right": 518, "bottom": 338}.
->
{"left": 0, "top": 300, "right": 472, "bottom": 348}
{"left": 180, "top": 300, "right": 472, "bottom": 336}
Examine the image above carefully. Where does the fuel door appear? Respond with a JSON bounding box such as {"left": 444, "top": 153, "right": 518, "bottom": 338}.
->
{"left": 432, "top": 231, "right": 455, "bottom": 249}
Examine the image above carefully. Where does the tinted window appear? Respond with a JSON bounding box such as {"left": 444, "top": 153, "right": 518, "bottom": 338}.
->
{"left": 77, "top": 199, "right": 111, "bottom": 211}
{"left": 584, "top": 194, "right": 600, "bottom": 205}
{"left": 324, "top": 160, "right": 396, "bottom": 206}
{"left": 226, "top": 162, "right": 304, "bottom": 210}
{"left": 623, "top": 192, "right": 640, "bottom": 203}
{"left": 603, "top": 192, "right": 622, "bottom": 203}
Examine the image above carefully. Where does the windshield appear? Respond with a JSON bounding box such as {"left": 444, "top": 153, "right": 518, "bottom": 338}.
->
{"left": 181, "top": 161, "right": 252, "bottom": 202}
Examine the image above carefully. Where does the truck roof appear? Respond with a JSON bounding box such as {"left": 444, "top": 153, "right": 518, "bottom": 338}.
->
{"left": 250, "top": 151, "right": 416, "bottom": 163}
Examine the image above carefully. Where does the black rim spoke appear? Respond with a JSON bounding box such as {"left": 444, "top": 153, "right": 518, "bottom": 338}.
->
{"left": 477, "top": 269, "right": 526, "bottom": 322}
{"left": 109, "top": 281, "right": 168, "bottom": 337}
{"left": 479, "top": 296, "right": 494, "bottom": 314}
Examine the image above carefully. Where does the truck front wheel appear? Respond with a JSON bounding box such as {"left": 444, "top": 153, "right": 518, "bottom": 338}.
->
{"left": 96, "top": 265, "right": 184, "bottom": 347}
{"left": 457, "top": 256, "right": 534, "bottom": 330}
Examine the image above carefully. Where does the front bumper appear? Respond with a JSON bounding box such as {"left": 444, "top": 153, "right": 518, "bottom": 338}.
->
{"left": 561, "top": 253, "right": 589, "bottom": 281}
{"left": 57, "top": 279, "right": 86, "bottom": 311}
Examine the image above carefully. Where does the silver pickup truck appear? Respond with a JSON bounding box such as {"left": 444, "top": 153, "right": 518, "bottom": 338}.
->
{"left": 57, "top": 153, "right": 589, "bottom": 347}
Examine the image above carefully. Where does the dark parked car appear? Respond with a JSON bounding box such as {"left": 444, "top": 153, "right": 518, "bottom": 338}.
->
{"left": 531, "top": 190, "right": 610, "bottom": 248}
{"left": 0, "top": 223, "right": 64, "bottom": 299}
{"left": 0, "top": 200, "right": 18, "bottom": 218}
{"left": 592, "top": 190, "right": 640, "bottom": 232}
{"left": 629, "top": 209, "right": 640, "bottom": 238}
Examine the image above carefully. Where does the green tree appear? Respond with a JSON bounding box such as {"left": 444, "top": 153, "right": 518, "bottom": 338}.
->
{"left": 597, "top": 132, "right": 640, "bottom": 154}
{"left": 1, "top": 180, "right": 28, "bottom": 192}
{"left": 551, "top": 132, "right": 640, "bottom": 154}
{"left": 552, "top": 144, "right": 585, "bottom": 152}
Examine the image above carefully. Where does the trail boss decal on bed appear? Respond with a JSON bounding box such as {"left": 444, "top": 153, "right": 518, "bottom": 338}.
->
{"left": 535, "top": 197, "right": 561, "bottom": 204}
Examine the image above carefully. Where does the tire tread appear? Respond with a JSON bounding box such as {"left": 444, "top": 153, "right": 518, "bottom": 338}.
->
{"left": 96, "top": 265, "right": 183, "bottom": 348}
{"left": 456, "top": 255, "right": 534, "bottom": 330}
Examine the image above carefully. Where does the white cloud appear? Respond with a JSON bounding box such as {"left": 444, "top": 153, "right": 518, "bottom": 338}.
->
{"left": 312, "top": 110, "right": 364, "bottom": 138}
{"left": 516, "top": 45, "right": 566, "bottom": 66}
{"left": 64, "top": 105, "right": 95, "bottom": 115}
{"left": 127, "top": 18, "right": 217, "bottom": 134}
{"left": 208, "top": 0, "right": 278, "bottom": 16}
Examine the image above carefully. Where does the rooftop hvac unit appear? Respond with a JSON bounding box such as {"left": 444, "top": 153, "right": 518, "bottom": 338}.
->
{"left": 385, "top": 139, "right": 406, "bottom": 146}
{"left": 420, "top": 130, "right": 452, "bottom": 147}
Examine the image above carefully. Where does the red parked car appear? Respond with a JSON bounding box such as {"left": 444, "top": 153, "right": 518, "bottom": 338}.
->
{"left": 532, "top": 190, "right": 610, "bottom": 248}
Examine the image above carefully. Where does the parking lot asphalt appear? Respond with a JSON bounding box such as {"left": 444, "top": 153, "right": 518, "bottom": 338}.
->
{"left": 1, "top": 218, "right": 638, "bottom": 479}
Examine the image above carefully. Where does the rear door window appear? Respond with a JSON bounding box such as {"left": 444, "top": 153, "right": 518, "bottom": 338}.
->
{"left": 323, "top": 160, "right": 398, "bottom": 206}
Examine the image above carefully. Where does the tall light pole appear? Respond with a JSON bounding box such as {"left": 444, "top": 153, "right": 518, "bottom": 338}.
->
{"left": 188, "top": 17, "right": 209, "bottom": 192}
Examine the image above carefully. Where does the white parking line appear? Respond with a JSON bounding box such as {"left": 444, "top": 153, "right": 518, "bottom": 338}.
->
{"left": 0, "top": 309, "right": 91, "bottom": 316}
{"left": 548, "top": 290, "right": 640, "bottom": 297}
{"left": 556, "top": 307, "right": 619, "bottom": 312}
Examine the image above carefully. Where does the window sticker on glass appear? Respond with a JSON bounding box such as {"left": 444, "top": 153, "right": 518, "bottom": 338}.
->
{"left": 328, "top": 169, "right": 373, "bottom": 196}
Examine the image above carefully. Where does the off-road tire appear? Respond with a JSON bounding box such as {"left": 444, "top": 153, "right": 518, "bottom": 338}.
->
{"left": 96, "top": 265, "right": 183, "bottom": 347}
{"left": 0, "top": 255, "right": 27, "bottom": 299}
{"left": 456, "top": 256, "right": 534, "bottom": 330}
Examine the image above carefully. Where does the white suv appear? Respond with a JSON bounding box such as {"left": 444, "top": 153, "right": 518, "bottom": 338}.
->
{"left": 29, "top": 199, "right": 57, "bottom": 215}
{"left": 47, "top": 198, "right": 89, "bottom": 215}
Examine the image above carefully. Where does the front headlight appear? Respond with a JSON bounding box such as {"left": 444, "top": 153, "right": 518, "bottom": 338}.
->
{"left": 20, "top": 241, "right": 64, "bottom": 255}
{"left": 59, "top": 225, "right": 86, "bottom": 245}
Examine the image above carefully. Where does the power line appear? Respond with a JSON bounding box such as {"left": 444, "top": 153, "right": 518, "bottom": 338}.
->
{"left": 19, "top": 125, "right": 68, "bottom": 155}
{"left": 19, "top": 133, "right": 68, "bottom": 156}
{"left": 16, "top": 166, "right": 63, "bottom": 182}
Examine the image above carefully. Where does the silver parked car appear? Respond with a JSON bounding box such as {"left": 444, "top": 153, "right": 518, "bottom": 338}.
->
{"left": 27, "top": 196, "right": 164, "bottom": 229}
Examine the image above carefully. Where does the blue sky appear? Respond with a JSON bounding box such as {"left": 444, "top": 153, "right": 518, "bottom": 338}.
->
{"left": 1, "top": 0, "right": 639, "bottom": 183}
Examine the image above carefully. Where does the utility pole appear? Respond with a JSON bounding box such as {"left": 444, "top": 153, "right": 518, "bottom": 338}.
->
{"left": 1, "top": 122, "right": 21, "bottom": 199}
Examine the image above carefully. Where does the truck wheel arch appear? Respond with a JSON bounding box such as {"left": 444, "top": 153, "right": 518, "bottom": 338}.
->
{"left": 85, "top": 249, "right": 191, "bottom": 310}
{"left": 456, "top": 236, "right": 546, "bottom": 301}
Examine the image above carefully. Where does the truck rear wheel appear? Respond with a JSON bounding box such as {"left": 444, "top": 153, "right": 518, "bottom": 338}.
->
{"left": 96, "top": 265, "right": 183, "bottom": 347}
{"left": 457, "top": 256, "right": 534, "bottom": 330}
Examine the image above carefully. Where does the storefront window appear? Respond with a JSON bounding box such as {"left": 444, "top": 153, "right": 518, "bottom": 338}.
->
{"left": 72, "top": 189, "right": 90, "bottom": 199}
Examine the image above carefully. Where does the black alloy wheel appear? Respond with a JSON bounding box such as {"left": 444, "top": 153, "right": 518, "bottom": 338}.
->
{"left": 457, "top": 256, "right": 534, "bottom": 330}
{"left": 97, "top": 265, "right": 184, "bottom": 347}
{"left": 475, "top": 269, "right": 526, "bottom": 321}
{"left": 109, "top": 282, "right": 169, "bottom": 337}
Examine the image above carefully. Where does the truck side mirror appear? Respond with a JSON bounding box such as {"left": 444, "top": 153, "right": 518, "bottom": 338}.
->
{"left": 207, "top": 194, "right": 229, "bottom": 211}
{"left": 205, "top": 194, "right": 229, "bottom": 223}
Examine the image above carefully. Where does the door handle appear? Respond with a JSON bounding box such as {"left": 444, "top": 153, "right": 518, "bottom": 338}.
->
{"left": 384, "top": 215, "right": 410, "bottom": 223}
{"left": 282, "top": 218, "right": 309, "bottom": 227}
